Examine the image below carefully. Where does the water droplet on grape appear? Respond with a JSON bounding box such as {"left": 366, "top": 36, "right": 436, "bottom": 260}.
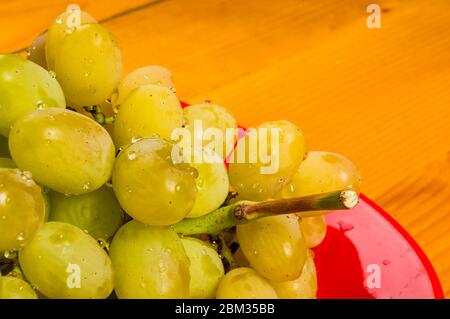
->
{"left": 159, "top": 263, "right": 167, "bottom": 273}
{"left": 36, "top": 100, "right": 46, "bottom": 109}
{"left": 56, "top": 17, "right": 63, "bottom": 24}
{"left": 1, "top": 215, "right": 6, "bottom": 220}
{"left": 83, "top": 182, "right": 91, "bottom": 190}
{"left": 106, "top": 181, "right": 113, "bottom": 188}
{"left": 143, "top": 75, "right": 149, "bottom": 80}
{"left": 170, "top": 87, "right": 177, "bottom": 94}
{"left": 48, "top": 70, "right": 56, "bottom": 78}
{"left": 21, "top": 171, "right": 33, "bottom": 180}
{"left": 175, "top": 185, "right": 181, "bottom": 191}
{"left": 131, "top": 136, "right": 142, "bottom": 144}
{"left": 253, "top": 250, "right": 258, "bottom": 255}
{"left": 17, "top": 232, "right": 26, "bottom": 241}
{"left": 127, "top": 151, "right": 137, "bottom": 160}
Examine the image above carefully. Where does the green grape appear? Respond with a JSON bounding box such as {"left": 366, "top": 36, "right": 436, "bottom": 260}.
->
{"left": 280, "top": 151, "right": 362, "bottom": 198}
{"left": 49, "top": 186, "right": 123, "bottom": 240}
{"left": 186, "top": 150, "right": 229, "bottom": 218}
{"left": 237, "top": 215, "right": 307, "bottom": 282}
{"left": 0, "top": 136, "right": 9, "bottom": 157}
{"left": 0, "top": 158, "right": 15, "bottom": 168}
{"left": 181, "top": 237, "right": 224, "bottom": 298}
{"left": 301, "top": 215, "right": 327, "bottom": 248}
{"left": 216, "top": 267, "right": 278, "bottom": 299}
{"left": 113, "top": 65, "right": 175, "bottom": 110}
{"left": 0, "top": 168, "right": 45, "bottom": 251}
{"left": 18, "top": 221, "right": 114, "bottom": 299}
{"left": 183, "top": 102, "right": 237, "bottom": 159}
{"left": 27, "top": 32, "right": 48, "bottom": 69}
{"left": 53, "top": 23, "right": 122, "bottom": 108}
{"left": 0, "top": 54, "right": 66, "bottom": 137}
{"left": 229, "top": 120, "right": 306, "bottom": 201}
{"left": 109, "top": 220, "right": 190, "bottom": 299}
{"left": 271, "top": 249, "right": 317, "bottom": 299}
{"left": 0, "top": 276, "right": 38, "bottom": 299}
{"left": 45, "top": 9, "right": 97, "bottom": 70}
{"left": 112, "top": 138, "right": 197, "bottom": 226}
{"left": 113, "top": 84, "right": 183, "bottom": 147}
{"left": 9, "top": 108, "right": 115, "bottom": 195}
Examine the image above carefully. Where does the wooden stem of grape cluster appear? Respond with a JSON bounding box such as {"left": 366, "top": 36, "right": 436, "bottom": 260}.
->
{"left": 173, "top": 190, "right": 359, "bottom": 235}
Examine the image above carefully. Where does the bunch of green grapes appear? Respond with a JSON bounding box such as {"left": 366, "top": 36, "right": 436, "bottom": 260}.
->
{"left": 0, "top": 7, "right": 363, "bottom": 300}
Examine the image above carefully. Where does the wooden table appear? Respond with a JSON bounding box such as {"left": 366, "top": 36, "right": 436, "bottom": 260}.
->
{"left": 1, "top": 0, "right": 449, "bottom": 297}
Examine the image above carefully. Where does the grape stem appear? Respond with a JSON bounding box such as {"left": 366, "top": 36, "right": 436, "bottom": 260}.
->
{"left": 83, "top": 105, "right": 115, "bottom": 125}
{"left": 173, "top": 190, "right": 359, "bottom": 235}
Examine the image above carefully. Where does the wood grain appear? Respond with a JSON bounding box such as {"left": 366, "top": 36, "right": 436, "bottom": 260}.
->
{"left": 1, "top": 0, "right": 449, "bottom": 297}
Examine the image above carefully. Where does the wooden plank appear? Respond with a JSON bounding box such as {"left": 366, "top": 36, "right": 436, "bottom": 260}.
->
{"left": 0, "top": 0, "right": 161, "bottom": 52}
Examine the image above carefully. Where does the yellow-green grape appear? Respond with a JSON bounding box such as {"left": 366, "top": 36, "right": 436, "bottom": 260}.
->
{"left": 229, "top": 120, "right": 306, "bottom": 201}
{"left": 271, "top": 250, "right": 317, "bottom": 299}
{"left": 186, "top": 150, "right": 229, "bottom": 218}
{"left": 53, "top": 23, "right": 122, "bottom": 108}
{"left": 301, "top": 216, "right": 327, "bottom": 248}
{"left": 113, "top": 65, "right": 175, "bottom": 110}
{"left": 216, "top": 267, "right": 278, "bottom": 299}
{"left": 0, "top": 276, "right": 38, "bottom": 299}
{"left": 183, "top": 103, "right": 237, "bottom": 159}
{"left": 49, "top": 186, "right": 123, "bottom": 240}
{"left": 181, "top": 237, "right": 224, "bottom": 298}
{"left": 280, "top": 151, "right": 362, "bottom": 198}
{"left": 109, "top": 220, "right": 190, "bottom": 299}
{"left": 0, "top": 54, "right": 66, "bottom": 137}
{"left": 9, "top": 108, "right": 115, "bottom": 195}
{"left": 45, "top": 9, "right": 97, "bottom": 70}
{"left": 0, "top": 136, "right": 9, "bottom": 157}
{"left": 113, "top": 84, "right": 183, "bottom": 147}
{"left": 27, "top": 32, "right": 48, "bottom": 69}
{"left": 18, "top": 221, "right": 114, "bottom": 299}
{"left": 0, "top": 158, "right": 15, "bottom": 168}
{"left": 0, "top": 168, "right": 45, "bottom": 251}
{"left": 112, "top": 138, "right": 197, "bottom": 226}
{"left": 237, "top": 215, "right": 307, "bottom": 282}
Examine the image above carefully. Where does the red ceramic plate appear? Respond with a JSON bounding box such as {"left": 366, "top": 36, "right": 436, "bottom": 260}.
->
{"left": 314, "top": 194, "right": 444, "bottom": 299}
{"left": 180, "top": 101, "right": 444, "bottom": 299}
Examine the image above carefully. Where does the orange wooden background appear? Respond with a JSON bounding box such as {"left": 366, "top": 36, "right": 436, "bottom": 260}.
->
{"left": 1, "top": 0, "right": 449, "bottom": 297}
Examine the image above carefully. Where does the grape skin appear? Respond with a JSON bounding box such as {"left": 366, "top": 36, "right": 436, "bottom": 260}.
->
{"left": 183, "top": 102, "right": 237, "bottom": 159}
{"left": 237, "top": 215, "right": 307, "bottom": 282}
{"left": 216, "top": 267, "right": 278, "bottom": 299}
{"left": 113, "top": 84, "right": 184, "bottom": 147}
{"left": 0, "top": 54, "right": 66, "bottom": 137}
{"left": 186, "top": 150, "right": 229, "bottom": 218}
{"left": 53, "top": 23, "right": 122, "bottom": 108}
{"left": 271, "top": 250, "right": 317, "bottom": 299}
{"left": 301, "top": 215, "right": 327, "bottom": 248}
{"left": 280, "top": 151, "right": 362, "bottom": 198}
{"left": 0, "top": 168, "right": 45, "bottom": 251}
{"left": 45, "top": 10, "right": 97, "bottom": 71}
{"left": 109, "top": 220, "right": 190, "bottom": 299}
{"left": 19, "top": 221, "right": 114, "bottom": 299}
{"left": 0, "top": 276, "right": 38, "bottom": 299}
{"left": 181, "top": 237, "right": 224, "bottom": 298}
{"left": 9, "top": 108, "right": 115, "bottom": 195}
{"left": 229, "top": 120, "right": 306, "bottom": 201}
{"left": 112, "top": 138, "right": 197, "bottom": 226}
{"left": 113, "top": 65, "right": 175, "bottom": 109}
{"left": 49, "top": 186, "right": 123, "bottom": 240}
{"left": 27, "top": 32, "right": 48, "bottom": 69}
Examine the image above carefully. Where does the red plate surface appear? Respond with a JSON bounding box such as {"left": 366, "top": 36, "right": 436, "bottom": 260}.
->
{"left": 314, "top": 194, "right": 444, "bottom": 299}
{"left": 180, "top": 101, "right": 444, "bottom": 299}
